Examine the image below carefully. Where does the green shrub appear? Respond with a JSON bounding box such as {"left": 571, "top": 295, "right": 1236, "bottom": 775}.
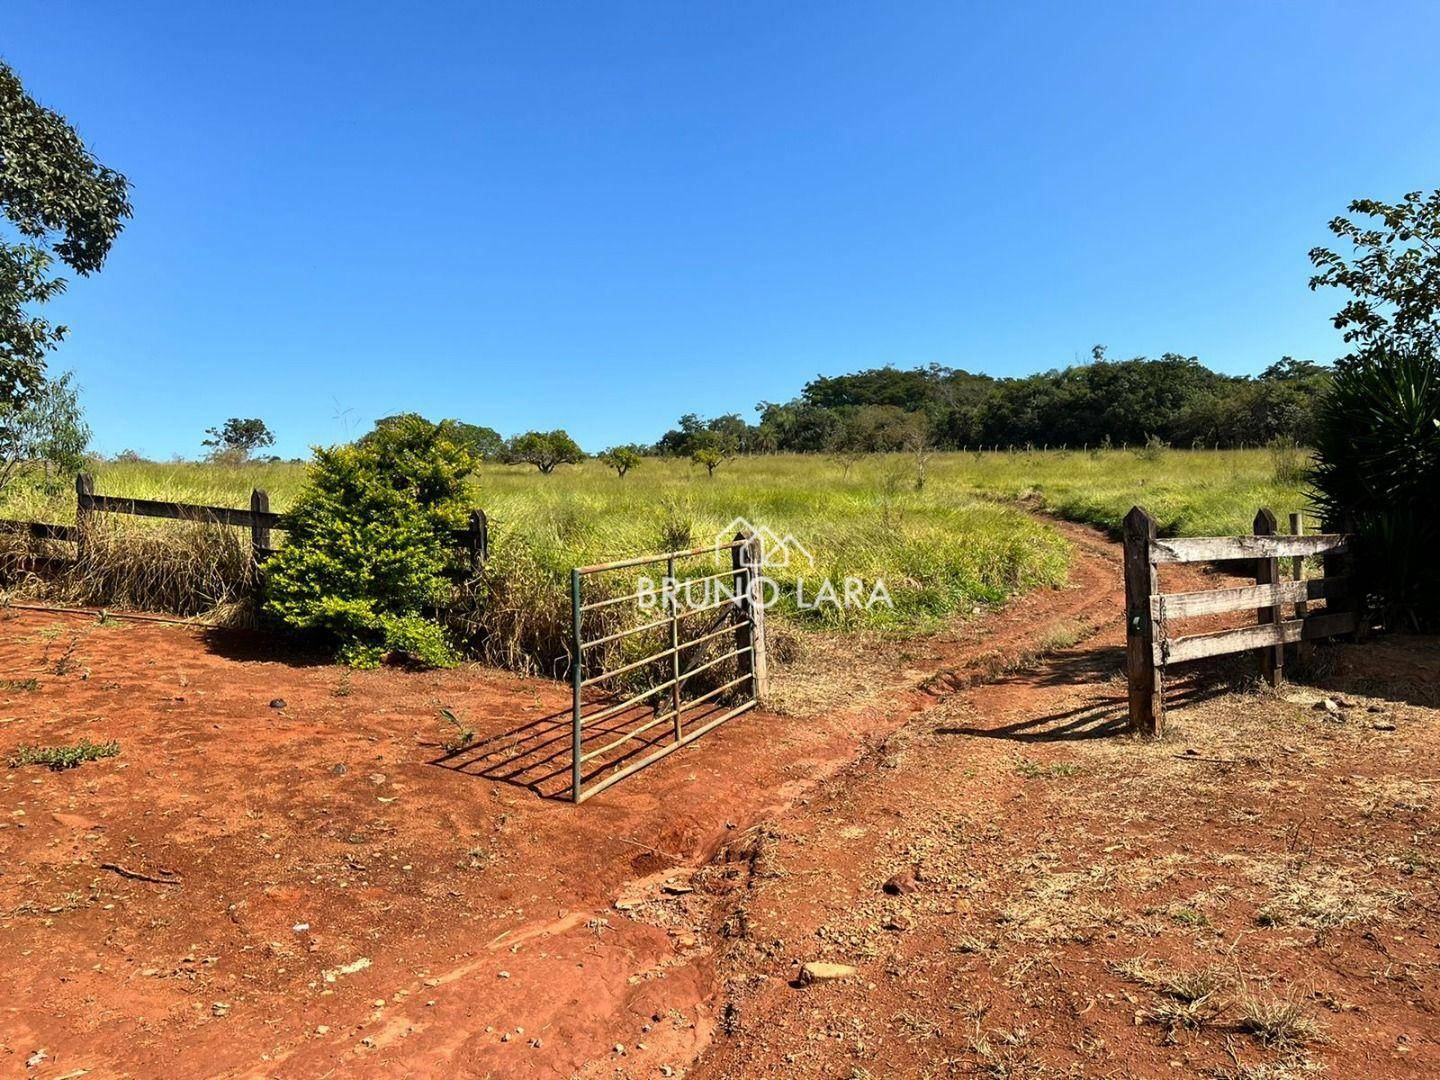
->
{"left": 10, "top": 737, "right": 120, "bottom": 770}
{"left": 1311, "top": 345, "right": 1440, "bottom": 629}
{"left": 263, "top": 416, "right": 473, "bottom": 666}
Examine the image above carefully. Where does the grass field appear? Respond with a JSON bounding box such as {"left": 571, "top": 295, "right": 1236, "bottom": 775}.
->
{"left": 0, "top": 448, "right": 1312, "bottom": 670}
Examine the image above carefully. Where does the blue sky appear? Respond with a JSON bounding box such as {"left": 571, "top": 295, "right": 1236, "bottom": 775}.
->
{"left": 5, "top": 1, "right": 1439, "bottom": 458}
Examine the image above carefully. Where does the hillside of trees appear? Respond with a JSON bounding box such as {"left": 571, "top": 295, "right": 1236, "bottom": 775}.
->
{"left": 654, "top": 350, "right": 1331, "bottom": 457}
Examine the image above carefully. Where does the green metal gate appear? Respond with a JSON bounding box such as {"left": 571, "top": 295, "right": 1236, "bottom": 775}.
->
{"left": 567, "top": 531, "right": 768, "bottom": 803}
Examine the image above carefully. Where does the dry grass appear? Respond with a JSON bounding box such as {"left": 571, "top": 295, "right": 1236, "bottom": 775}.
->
{"left": 1233, "top": 983, "right": 1324, "bottom": 1049}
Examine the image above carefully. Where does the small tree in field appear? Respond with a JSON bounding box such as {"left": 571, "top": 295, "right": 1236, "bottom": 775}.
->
{"left": 203, "top": 418, "right": 275, "bottom": 461}
{"left": 598, "top": 445, "right": 643, "bottom": 478}
{"left": 507, "top": 429, "right": 584, "bottom": 474}
{"left": 263, "top": 416, "right": 474, "bottom": 667}
{"left": 691, "top": 446, "right": 727, "bottom": 478}
{"left": 895, "top": 412, "right": 933, "bottom": 490}
{"left": 0, "top": 371, "right": 89, "bottom": 496}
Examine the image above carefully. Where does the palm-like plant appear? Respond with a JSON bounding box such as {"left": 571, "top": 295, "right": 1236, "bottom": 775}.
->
{"left": 1309, "top": 345, "right": 1440, "bottom": 629}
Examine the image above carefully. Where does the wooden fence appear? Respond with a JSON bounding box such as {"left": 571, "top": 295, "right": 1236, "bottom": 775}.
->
{"left": 0, "top": 472, "right": 490, "bottom": 575}
{"left": 1124, "top": 505, "right": 1358, "bottom": 736}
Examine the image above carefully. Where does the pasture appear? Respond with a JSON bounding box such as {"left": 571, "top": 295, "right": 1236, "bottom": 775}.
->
{"left": 0, "top": 448, "right": 1308, "bottom": 671}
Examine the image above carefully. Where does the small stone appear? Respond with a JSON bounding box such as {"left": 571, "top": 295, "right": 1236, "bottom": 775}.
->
{"left": 498, "top": 970, "right": 510, "bottom": 979}
{"left": 372, "top": 998, "right": 385, "bottom": 1008}
{"left": 882, "top": 868, "right": 920, "bottom": 896}
{"left": 883, "top": 914, "right": 913, "bottom": 932}
{"left": 799, "top": 961, "right": 858, "bottom": 984}
{"left": 1373, "top": 720, "right": 1397, "bottom": 731}
{"left": 1367, "top": 704, "right": 1385, "bottom": 714}
{"left": 212, "top": 1002, "right": 230, "bottom": 1016}
{"left": 26, "top": 1049, "right": 46, "bottom": 1068}
{"left": 500, "top": 1032, "right": 511, "bottom": 1043}
{"left": 614, "top": 1043, "right": 626, "bottom": 1054}
{"left": 270, "top": 698, "right": 287, "bottom": 709}
{"left": 331, "top": 763, "right": 348, "bottom": 775}
{"left": 315, "top": 1025, "right": 330, "bottom": 1035}
{"left": 1313, "top": 698, "right": 1341, "bottom": 714}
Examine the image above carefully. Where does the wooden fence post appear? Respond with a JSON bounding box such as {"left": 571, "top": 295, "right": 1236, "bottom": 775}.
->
{"left": 249, "top": 489, "right": 271, "bottom": 595}
{"left": 75, "top": 472, "right": 94, "bottom": 563}
{"left": 1123, "top": 506, "right": 1162, "bottom": 735}
{"left": 465, "top": 509, "right": 489, "bottom": 572}
{"left": 1254, "top": 508, "right": 1282, "bottom": 686}
{"left": 250, "top": 489, "right": 271, "bottom": 552}
{"left": 732, "top": 531, "right": 769, "bottom": 704}
{"left": 1289, "top": 512, "right": 1311, "bottom": 664}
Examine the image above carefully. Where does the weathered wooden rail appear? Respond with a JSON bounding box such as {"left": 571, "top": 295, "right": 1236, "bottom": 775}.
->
{"left": 0, "top": 472, "right": 490, "bottom": 571}
{"left": 1124, "top": 505, "right": 1358, "bottom": 735}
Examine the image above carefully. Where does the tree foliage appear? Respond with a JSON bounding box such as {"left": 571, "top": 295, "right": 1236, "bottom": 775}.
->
{"left": 1309, "top": 192, "right": 1440, "bottom": 628}
{"left": 0, "top": 369, "right": 88, "bottom": 495}
{"left": 655, "top": 356, "right": 1326, "bottom": 457}
{"left": 0, "top": 61, "right": 131, "bottom": 405}
{"left": 366, "top": 414, "right": 506, "bottom": 462}
{"left": 203, "top": 417, "right": 275, "bottom": 458}
{"left": 598, "top": 444, "right": 643, "bottom": 477}
{"left": 506, "top": 429, "right": 584, "bottom": 473}
{"left": 263, "top": 416, "right": 475, "bottom": 667}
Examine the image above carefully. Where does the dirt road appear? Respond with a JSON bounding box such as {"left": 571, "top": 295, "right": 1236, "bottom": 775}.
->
{"left": 2, "top": 517, "right": 1436, "bottom": 1077}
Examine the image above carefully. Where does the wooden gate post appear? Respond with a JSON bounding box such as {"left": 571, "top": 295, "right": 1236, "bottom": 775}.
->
{"left": 732, "top": 531, "right": 769, "bottom": 703}
{"left": 1123, "top": 506, "right": 1162, "bottom": 735}
{"left": 75, "top": 472, "right": 95, "bottom": 564}
{"left": 1254, "top": 508, "right": 1282, "bottom": 686}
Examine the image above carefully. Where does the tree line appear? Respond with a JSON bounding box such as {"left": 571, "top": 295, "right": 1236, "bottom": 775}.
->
{"left": 652, "top": 349, "right": 1331, "bottom": 461}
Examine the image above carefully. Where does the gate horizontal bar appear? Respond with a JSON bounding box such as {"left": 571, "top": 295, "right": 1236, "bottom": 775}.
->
{"left": 1157, "top": 610, "right": 1358, "bottom": 665}
{"left": 1149, "top": 533, "right": 1349, "bottom": 564}
{"left": 575, "top": 699, "right": 758, "bottom": 804}
{"left": 578, "top": 671, "right": 754, "bottom": 766}
{"left": 576, "top": 539, "right": 745, "bottom": 576}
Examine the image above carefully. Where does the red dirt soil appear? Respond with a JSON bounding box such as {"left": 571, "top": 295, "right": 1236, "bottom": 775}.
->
{"left": 1, "top": 518, "right": 1436, "bottom": 1078}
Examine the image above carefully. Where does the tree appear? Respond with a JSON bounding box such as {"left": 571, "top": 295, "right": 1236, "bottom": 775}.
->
{"left": 1309, "top": 191, "right": 1440, "bottom": 628}
{"left": 203, "top": 418, "right": 275, "bottom": 460}
{"left": 0, "top": 370, "right": 89, "bottom": 496}
{"left": 1, "top": 62, "right": 131, "bottom": 406}
{"left": 1309, "top": 190, "right": 1440, "bottom": 354}
{"left": 442, "top": 420, "right": 505, "bottom": 462}
{"left": 895, "top": 411, "right": 933, "bottom": 490}
{"left": 691, "top": 445, "right": 728, "bottom": 478}
{"left": 263, "top": 415, "right": 474, "bottom": 667}
{"left": 507, "top": 429, "right": 584, "bottom": 474}
{"left": 598, "top": 444, "right": 643, "bottom": 478}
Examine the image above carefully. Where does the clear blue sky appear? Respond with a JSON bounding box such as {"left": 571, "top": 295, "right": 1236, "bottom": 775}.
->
{"left": 5, "top": 1, "right": 1439, "bottom": 458}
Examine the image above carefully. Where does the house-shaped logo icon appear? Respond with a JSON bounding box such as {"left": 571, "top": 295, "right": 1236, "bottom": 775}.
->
{"left": 716, "top": 517, "right": 815, "bottom": 569}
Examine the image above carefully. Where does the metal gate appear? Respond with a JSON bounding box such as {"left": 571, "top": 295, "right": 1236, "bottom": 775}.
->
{"left": 568, "top": 531, "right": 768, "bottom": 803}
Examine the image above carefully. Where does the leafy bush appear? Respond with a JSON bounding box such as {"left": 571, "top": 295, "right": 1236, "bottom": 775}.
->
{"left": 263, "top": 416, "right": 474, "bottom": 666}
{"left": 1310, "top": 345, "right": 1440, "bottom": 628}
{"left": 10, "top": 736, "right": 120, "bottom": 770}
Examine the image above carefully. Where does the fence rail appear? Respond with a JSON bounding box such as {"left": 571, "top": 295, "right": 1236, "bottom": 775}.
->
{"left": 567, "top": 532, "right": 768, "bottom": 804}
{"left": 1124, "top": 505, "right": 1359, "bottom": 736}
{"left": 0, "top": 472, "right": 490, "bottom": 572}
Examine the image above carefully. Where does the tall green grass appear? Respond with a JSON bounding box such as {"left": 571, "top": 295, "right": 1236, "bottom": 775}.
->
{"left": 0, "top": 448, "right": 1309, "bottom": 672}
